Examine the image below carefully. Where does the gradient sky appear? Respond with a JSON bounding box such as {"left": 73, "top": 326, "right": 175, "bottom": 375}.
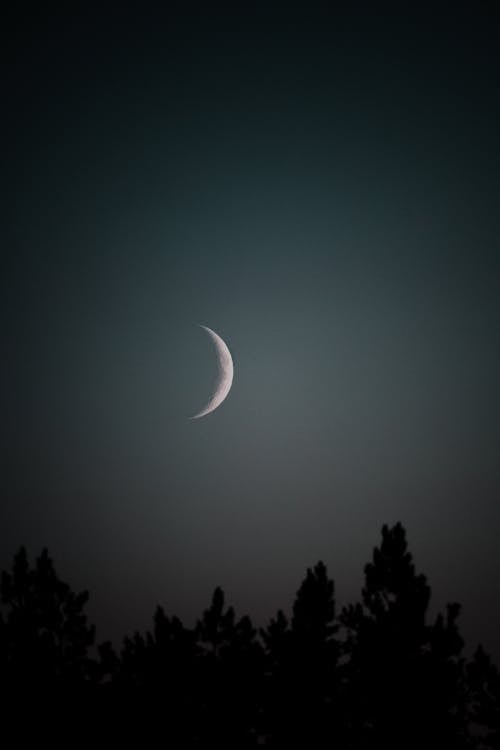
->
{"left": 2, "top": 6, "right": 500, "bottom": 659}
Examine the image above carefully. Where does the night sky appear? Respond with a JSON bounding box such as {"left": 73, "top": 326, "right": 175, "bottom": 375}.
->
{"left": 2, "top": 7, "right": 500, "bottom": 660}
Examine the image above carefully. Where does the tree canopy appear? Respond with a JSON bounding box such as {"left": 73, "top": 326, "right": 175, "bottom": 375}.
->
{"left": 0, "top": 524, "right": 498, "bottom": 748}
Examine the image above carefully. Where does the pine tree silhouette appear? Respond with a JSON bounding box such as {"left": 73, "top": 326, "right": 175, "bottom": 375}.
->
{"left": 467, "top": 645, "right": 500, "bottom": 749}
{"left": 0, "top": 524, "right": 498, "bottom": 748}
{"left": 195, "top": 586, "right": 263, "bottom": 748}
{"left": 0, "top": 546, "right": 95, "bottom": 696}
{"left": 341, "top": 522, "right": 470, "bottom": 749}
{"left": 105, "top": 606, "right": 199, "bottom": 741}
{"left": 261, "top": 561, "right": 339, "bottom": 749}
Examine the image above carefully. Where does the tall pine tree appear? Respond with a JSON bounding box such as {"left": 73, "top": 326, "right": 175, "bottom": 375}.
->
{"left": 0, "top": 547, "right": 95, "bottom": 695}
{"left": 341, "top": 523, "right": 470, "bottom": 749}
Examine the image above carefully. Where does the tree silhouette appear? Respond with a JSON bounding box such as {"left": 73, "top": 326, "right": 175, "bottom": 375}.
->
{"left": 197, "top": 586, "right": 235, "bottom": 658}
{"left": 467, "top": 645, "right": 500, "bottom": 749}
{"left": 0, "top": 546, "right": 95, "bottom": 696}
{"left": 195, "top": 586, "right": 263, "bottom": 748}
{"left": 103, "top": 606, "right": 199, "bottom": 741}
{"left": 341, "top": 522, "right": 470, "bottom": 749}
{"left": 261, "top": 561, "right": 340, "bottom": 748}
{"left": 0, "top": 522, "right": 498, "bottom": 748}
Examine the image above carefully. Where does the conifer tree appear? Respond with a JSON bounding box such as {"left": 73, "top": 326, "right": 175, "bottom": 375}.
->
{"left": 261, "top": 561, "right": 339, "bottom": 749}
{"left": 0, "top": 546, "right": 95, "bottom": 693}
{"left": 196, "top": 586, "right": 262, "bottom": 748}
{"left": 341, "top": 523, "right": 470, "bottom": 749}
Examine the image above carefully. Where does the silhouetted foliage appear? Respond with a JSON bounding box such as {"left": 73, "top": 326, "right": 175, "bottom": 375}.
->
{"left": 341, "top": 523, "right": 470, "bottom": 749}
{"left": 0, "top": 546, "right": 95, "bottom": 697}
{"left": 261, "top": 561, "right": 340, "bottom": 748}
{"left": 195, "top": 586, "right": 263, "bottom": 748}
{"left": 467, "top": 645, "right": 500, "bottom": 749}
{"left": 1, "top": 523, "right": 498, "bottom": 748}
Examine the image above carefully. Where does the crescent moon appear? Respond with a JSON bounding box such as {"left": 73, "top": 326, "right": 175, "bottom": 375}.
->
{"left": 190, "top": 325, "right": 234, "bottom": 419}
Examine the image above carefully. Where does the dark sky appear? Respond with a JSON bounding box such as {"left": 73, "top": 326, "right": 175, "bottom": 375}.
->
{"left": 2, "top": 6, "right": 500, "bottom": 659}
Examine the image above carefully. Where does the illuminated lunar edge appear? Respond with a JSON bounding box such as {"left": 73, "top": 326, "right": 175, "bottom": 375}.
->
{"left": 190, "top": 325, "right": 234, "bottom": 419}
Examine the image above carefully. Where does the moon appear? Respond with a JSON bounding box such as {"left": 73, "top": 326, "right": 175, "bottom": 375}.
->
{"left": 190, "top": 325, "right": 234, "bottom": 419}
